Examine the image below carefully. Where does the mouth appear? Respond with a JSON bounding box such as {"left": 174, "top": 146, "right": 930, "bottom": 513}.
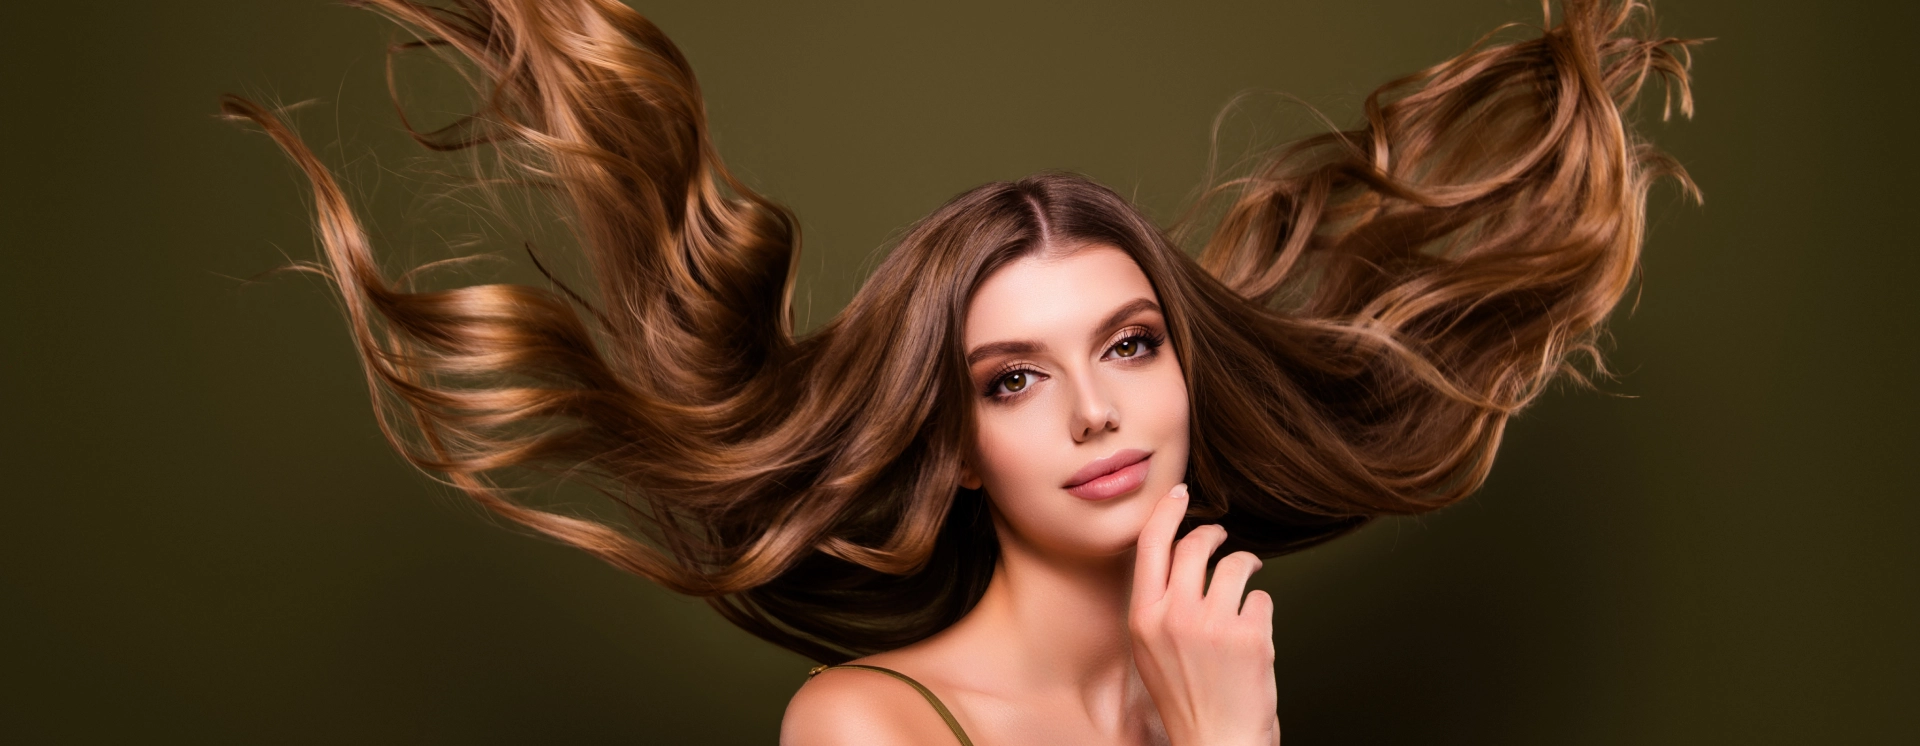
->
{"left": 1063, "top": 449, "right": 1152, "bottom": 501}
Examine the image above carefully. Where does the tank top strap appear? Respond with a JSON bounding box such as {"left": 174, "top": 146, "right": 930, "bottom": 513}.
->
{"left": 808, "top": 663, "right": 973, "bottom": 746}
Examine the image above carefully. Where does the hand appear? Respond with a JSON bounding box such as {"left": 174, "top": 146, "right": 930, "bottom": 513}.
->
{"left": 1129, "top": 484, "right": 1282, "bottom": 746}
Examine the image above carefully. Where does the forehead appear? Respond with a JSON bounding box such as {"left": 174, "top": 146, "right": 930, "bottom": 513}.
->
{"left": 964, "top": 245, "right": 1157, "bottom": 346}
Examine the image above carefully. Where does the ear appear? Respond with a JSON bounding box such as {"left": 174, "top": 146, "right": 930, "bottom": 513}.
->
{"left": 959, "top": 459, "right": 983, "bottom": 491}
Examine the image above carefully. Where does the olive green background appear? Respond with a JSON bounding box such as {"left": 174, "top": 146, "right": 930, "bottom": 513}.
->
{"left": 3, "top": 0, "right": 1914, "bottom": 743}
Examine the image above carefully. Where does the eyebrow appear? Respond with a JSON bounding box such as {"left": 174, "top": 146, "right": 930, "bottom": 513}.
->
{"left": 965, "top": 297, "right": 1163, "bottom": 367}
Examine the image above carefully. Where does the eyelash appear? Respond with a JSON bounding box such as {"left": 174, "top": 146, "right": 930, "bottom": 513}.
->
{"left": 981, "top": 326, "right": 1167, "bottom": 400}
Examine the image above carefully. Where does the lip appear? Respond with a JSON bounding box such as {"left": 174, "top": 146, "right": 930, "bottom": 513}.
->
{"left": 1063, "top": 449, "right": 1152, "bottom": 501}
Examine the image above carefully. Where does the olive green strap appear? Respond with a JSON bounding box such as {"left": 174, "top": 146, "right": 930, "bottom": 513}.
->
{"left": 808, "top": 663, "right": 973, "bottom": 746}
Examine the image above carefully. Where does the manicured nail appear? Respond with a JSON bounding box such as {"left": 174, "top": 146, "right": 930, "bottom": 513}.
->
{"left": 1174, "top": 483, "right": 1189, "bottom": 499}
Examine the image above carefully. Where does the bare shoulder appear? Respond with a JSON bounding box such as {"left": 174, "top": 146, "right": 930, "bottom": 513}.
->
{"left": 780, "top": 663, "right": 958, "bottom": 746}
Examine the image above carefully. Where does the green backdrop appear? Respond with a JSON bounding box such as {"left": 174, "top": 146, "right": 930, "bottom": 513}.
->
{"left": 3, "top": 1, "right": 1913, "bottom": 743}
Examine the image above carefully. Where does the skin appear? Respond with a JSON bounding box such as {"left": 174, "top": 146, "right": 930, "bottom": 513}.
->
{"left": 782, "top": 244, "right": 1279, "bottom": 745}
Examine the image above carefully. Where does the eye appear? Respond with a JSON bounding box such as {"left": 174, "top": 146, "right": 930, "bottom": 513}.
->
{"left": 984, "top": 366, "right": 1045, "bottom": 398}
{"left": 999, "top": 371, "right": 1031, "bottom": 393}
{"left": 1103, "top": 326, "right": 1165, "bottom": 361}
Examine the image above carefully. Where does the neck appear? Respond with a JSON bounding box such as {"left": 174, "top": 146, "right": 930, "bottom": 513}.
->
{"left": 884, "top": 511, "right": 1165, "bottom": 741}
{"left": 943, "top": 520, "right": 1139, "bottom": 697}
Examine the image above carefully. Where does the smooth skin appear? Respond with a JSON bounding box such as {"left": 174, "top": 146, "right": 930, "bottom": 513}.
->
{"left": 1131, "top": 485, "right": 1281, "bottom": 746}
{"left": 782, "top": 245, "right": 1278, "bottom": 745}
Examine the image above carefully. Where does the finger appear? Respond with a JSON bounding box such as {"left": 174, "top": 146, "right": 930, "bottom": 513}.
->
{"left": 1241, "top": 589, "right": 1274, "bottom": 626}
{"left": 1131, "top": 483, "right": 1190, "bottom": 603}
{"left": 1166, "top": 523, "right": 1228, "bottom": 602}
{"left": 1203, "top": 551, "right": 1263, "bottom": 615}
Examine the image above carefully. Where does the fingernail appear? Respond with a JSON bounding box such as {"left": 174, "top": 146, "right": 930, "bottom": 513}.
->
{"left": 1174, "top": 483, "right": 1189, "bottom": 499}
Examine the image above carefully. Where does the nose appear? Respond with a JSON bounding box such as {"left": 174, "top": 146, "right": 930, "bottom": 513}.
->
{"left": 1067, "top": 369, "right": 1119, "bottom": 443}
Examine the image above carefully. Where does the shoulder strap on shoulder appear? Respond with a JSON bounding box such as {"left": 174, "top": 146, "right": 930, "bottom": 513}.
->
{"left": 808, "top": 664, "right": 973, "bottom": 746}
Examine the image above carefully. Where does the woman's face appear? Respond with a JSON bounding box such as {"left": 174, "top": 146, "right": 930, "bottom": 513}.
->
{"left": 960, "top": 244, "right": 1191, "bottom": 560}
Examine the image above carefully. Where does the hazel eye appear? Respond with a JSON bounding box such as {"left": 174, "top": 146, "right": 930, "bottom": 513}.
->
{"left": 999, "top": 371, "right": 1030, "bottom": 393}
{"left": 1107, "top": 328, "right": 1163, "bottom": 360}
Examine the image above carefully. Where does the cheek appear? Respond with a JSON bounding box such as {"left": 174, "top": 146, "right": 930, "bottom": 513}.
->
{"left": 1136, "top": 365, "right": 1193, "bottom": 509}
{"left": 1143, "top": 364, "right": 1191, "bottom": 443}
{"left": 971, "top": 406, "right": 1056, "bottom": 494}
{"left": 968, "top": 403, "right": 1082, "bottom": 553}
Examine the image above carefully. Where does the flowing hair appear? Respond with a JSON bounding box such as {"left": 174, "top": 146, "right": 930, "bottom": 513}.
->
{"left": 223, "top": 0, "right": 1698, "bottom": 663}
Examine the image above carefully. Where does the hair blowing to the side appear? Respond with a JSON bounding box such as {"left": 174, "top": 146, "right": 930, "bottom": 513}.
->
{"left": 223, "top": 0, "right": 1698, "bottom": 663}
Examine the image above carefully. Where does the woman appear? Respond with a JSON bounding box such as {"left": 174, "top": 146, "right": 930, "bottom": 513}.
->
{"left": 224, "top": 0, "right": 1697, "bottom": 742}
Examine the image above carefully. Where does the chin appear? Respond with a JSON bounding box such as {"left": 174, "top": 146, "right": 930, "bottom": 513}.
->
{"left": 1062, "top": 484, "right": 1167, "bottom": 558}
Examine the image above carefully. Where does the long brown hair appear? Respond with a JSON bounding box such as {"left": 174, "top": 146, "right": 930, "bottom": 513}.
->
{"left": 223, "top": 0, "right": 1698, "bottom": 663}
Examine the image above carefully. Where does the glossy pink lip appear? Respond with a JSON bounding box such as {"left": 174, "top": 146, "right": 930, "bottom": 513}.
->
{"left": 1063, "top": 449, "right": 1152, "bottom": 501}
